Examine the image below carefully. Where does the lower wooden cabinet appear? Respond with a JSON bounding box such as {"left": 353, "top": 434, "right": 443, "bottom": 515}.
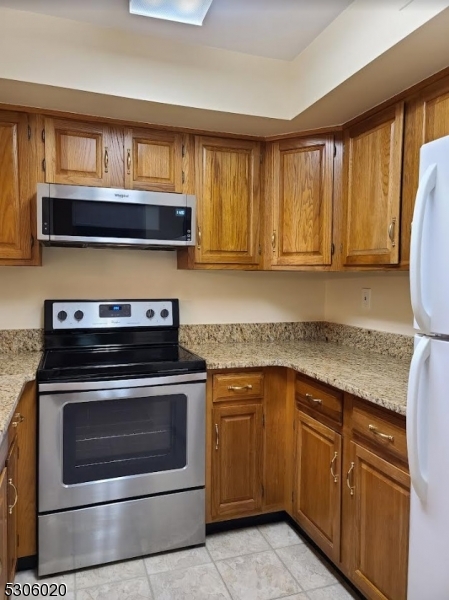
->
{"left": 211, "top": 402, "right": 263, "bottom": 519}
{"left": 343, "top": 441, "right": 410, "bottom": 600}
{"left": 6, "top": 437, "right": 18, "bottom": 583}
{"left": 0, "top": 468, "right": 8, "bottom": 597}
{"left": 293, "top": 408, "right": 342, "bottom": 563}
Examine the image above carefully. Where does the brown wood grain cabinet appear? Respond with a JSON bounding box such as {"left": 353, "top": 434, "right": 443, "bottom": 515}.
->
{"left": 0, "top": 111, "right": 39, "bottom": 265}
{"left": 343, "top": 441, "right": 410, "bottom": 600}
{"left": 5, "top": 437, "right": 18, "bottom": 583}
{"left": 269, "top": 135, "right": 334, "bottom": 267}
{"left": 124, "top": 128, "right": 183, "bottom": 192}
{"left": 44, "top": 118, "right": 124, "bottom": 188}
{"left": 211, "top": 402, "right": 263, "bottom": 519}
{"left": 293, "top": 408, "right": 342, "bottom": 563}
{"left": 0, "top": 468, "right": 8, "bottom": 598}
{"left": 193, "top": 136, "right": 261, "bottom": 267}
{"left": 342, "top": 103, "right": 404, "bottom": 266}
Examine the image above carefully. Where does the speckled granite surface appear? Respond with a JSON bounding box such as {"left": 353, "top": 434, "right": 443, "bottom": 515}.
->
{"left": 0, "top": 329, "right": 43, "bottom": 354}
{"left": 0, "top": 352, "right": 41, "bottom": 445}
{"left": 186, "top": 340, "right": 410, "bottom": 416}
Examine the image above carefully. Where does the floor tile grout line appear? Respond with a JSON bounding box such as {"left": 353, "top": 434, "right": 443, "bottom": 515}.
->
{"left": 273, "top": 545, "right": 306, "bottom": 592}
{"left": 205, "top": 544, "right": 236, "bottom": 600}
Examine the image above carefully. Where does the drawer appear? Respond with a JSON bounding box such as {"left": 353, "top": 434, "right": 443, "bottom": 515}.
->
{"left": 352, "top": 401, "right": 407, "bottom": 462}
{"left": 295, "top": 376, "right": 343, "bottom": 425}
{"left": 212, "top": 372, "right": 264, "bottom": 402}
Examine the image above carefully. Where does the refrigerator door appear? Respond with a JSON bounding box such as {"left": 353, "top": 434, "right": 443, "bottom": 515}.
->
{"left": 407, "top": 336, "right": 449, "bottom": 599}
{"left": 410, "top": 135, "right": 449, "bottom": 336}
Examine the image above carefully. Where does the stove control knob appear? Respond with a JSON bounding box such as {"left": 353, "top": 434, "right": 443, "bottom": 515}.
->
{"left": 160, "top": 309, "right": 169, "bottom": 319}
{"left": 146, "top": 309, "right": 155, "bottom": 319}
{"left": 57, "top": 310, "right": 67, "bottom": 322}
{"left": 74, "top": 310, "right": 84, "bottom": 322}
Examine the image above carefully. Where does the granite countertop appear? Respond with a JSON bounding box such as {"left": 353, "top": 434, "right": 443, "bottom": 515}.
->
{"left": 186, "top": 340, "right": 410, "bottom": 416}
{"left": 0, "top": 352, "right": 41, "bottom": 445}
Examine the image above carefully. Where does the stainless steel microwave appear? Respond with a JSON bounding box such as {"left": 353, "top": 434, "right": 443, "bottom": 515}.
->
{"left": 37, "top": 183, "right": 196, "bottom": 249}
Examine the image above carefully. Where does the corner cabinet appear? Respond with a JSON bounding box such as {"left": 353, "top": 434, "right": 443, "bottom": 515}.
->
{"left": 179, "top": 136, "right": 261, "bottom": 269}
{"left": 342, "top": 103, "right": 404, "bottom": 266}
{"left": 0, "top": 111, "right": 40, "bottom": 266}
{"left": 268, "top": 135, "right": 334, "bottom": 268}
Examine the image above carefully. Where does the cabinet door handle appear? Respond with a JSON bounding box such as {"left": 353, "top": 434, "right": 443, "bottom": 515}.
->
{"left": 305, "top": 393, "right": 322, "bottom": 405}
{"left": 271, "top": 231, "right": 276, "bottom": 252}
{"left": 127, "top": 148, "right": 131, "bottom": 175}
{"left": 346, "top": 462, "right": 355, "bottom": 496}
{"left": 197, "top": 227, "right": 202, "bottom": 250}
{"left": 215, "top": 424, "right": 219, "bottom": 450}
{"left": 388, "top": 218, "right": 396, "bottom": 247}
{"left": 330, "top": 452, "right": 338, "bottom": 483}
{"left": 368, "top": 424, "right": 394, "bottom": 442}
{"left": 104, "top": 147, "right": 109, "bottom": 173}
{"left": 227, "top": 385, "right": 253, "bottom": 391}
{"left": 8, "top": 479, "right": 18, "bottom": 515}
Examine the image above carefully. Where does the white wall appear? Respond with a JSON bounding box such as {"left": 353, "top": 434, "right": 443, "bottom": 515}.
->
{"left": 0, "top": 248, "right": 326, "bottom": 330}
{"left": 324, "top": 272, "right": 414, "bottom": 336}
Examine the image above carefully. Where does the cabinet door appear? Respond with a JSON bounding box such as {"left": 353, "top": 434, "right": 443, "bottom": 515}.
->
{"left": 0, "top": 468, "right": 7, "bottom": 598}
{"left": 195, "top": 137, "right": 260, "bottom": 265}
{"left": 211, "top": 403, "right": 263, "bottom": 518}
{"left": 271, "top": 136, "right": 334, "bottom": 266}
{"left": 44, "top": 118, "right": 124, "bottom": 188}
{"left": 402, "top": 76, "right": 449, "bottom": 267}
{"left": 343, "top": 103, "right": 404, "bottom": 266}
{"left": 124, "top": 128, "right": 183, "bottom": 192}
{"left": 293, "top": 408, "right": 341, "bottom": 562}
{"left": 0, "top": 112, "right": 32, "bottom": 261}
{"left": 6, "top": 437, "right": 18, "bottom": 583}
{"left": 345, "top": 442, "right": 410, "bottom": 600}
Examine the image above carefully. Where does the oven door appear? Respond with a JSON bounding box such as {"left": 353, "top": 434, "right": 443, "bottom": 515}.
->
{"left": 39, "top": 374, "right": 205, "bottom": 513}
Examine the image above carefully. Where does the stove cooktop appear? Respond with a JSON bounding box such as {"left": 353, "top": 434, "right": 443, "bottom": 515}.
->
{"left": 38, "top": 344, "right": 206, "bottom": 382}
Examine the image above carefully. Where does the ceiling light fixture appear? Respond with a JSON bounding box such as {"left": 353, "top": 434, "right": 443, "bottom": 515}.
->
{"left": 129, "top": 0, "right": 214, "bottom": 26}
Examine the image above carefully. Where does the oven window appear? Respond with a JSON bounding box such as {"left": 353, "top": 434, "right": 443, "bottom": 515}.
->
{"left": 62, "top": 394, "right": 187, "bottom": 484}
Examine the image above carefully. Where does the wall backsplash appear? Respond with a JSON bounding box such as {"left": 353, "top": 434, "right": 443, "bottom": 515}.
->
{"left": 0, "top": 247, "right": 326, "bottom": 329}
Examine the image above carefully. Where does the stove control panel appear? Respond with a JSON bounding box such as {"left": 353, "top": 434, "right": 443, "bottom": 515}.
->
{"left": 50, "top": 300, "right": 176, "bottom": 330}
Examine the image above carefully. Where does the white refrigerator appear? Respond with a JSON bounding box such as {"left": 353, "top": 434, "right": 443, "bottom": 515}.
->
{"left": 407, "top": 135, "right": 449, "bottom": 599}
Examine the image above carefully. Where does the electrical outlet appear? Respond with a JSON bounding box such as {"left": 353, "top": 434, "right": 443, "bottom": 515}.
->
{"left": 362, "top": 288, "right": 371, "bottom": 310}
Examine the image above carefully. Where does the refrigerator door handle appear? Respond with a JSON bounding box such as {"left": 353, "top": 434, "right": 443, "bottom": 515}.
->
{"left": 407, "top": 336, "right": 431, "bottom": 502}
{"left": 410, "top": 163, "right": 437, "bottom": 334}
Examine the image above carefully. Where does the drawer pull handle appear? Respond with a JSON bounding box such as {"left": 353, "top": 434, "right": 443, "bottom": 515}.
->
{"left": 197, "top": 227, "right": 202, "bottom": 250}
{"left": 368, "top": 424, "right": 394, "bottom": 442}
{"left": 330, "top": 452, "right": 338, "bottom": 483}
{"left": 126, "top": 148, "right": 131, "bottom": 174}
{"left": 8, "top": 479, "right": 18, "bottom": 515}
{"left": 271, "top": 230, "right": 276, "bottom": 252}
{"left": 305, "top": 393, "right": 322, "bottom": 405}
{"left": 215, "top": 424, "right": 219, "bottom": 450}
{"left": 346, "top": 462, "right": 355, "bottom": 496}
{"left": 11, "top": 412, "right": 24, "bottom": 428}
{"left": 388, "top": 218, "right": 396, "bottom": 247}
{"left": 104, "top": 147, "right": 109, "bottom": 173}
{"left": 227, "top": 385, "right": 253, "bottom": 391}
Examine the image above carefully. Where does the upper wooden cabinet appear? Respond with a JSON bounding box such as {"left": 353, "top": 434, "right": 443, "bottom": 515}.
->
{"left": 44, "top": 118, "right": 124, "bottom": 188}
{"left": 269, "top": 136, "right": 334, "bottom": 267}
{"left": 342, "top": 103, "right": 404, "bottom": 266}
{"left": 0, "top": 111, "right": 35, "bottom": 264}
{"left": 124, "top": 128, "right": 183, "bottom": 192}
{"left": 194, "top": 136, "right": 261, "bottom": 266}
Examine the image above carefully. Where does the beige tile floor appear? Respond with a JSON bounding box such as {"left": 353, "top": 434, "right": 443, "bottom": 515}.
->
{"left": 14, "top": 522, "right": 362, "bottom": 599}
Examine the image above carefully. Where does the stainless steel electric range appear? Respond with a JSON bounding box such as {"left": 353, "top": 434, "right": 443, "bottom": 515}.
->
{"left": 37, "top": 299, "right": 206, "bottom": 577}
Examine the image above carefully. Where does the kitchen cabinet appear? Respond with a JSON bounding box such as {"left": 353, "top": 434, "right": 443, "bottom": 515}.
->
{"left": 293, "top": 408, "right": 341, "bottom": 563}
{"left": 186, "top": 136, "right": 261, "bottom": 268}
{"left": 401, "top": 74, "right": 449, "bottom": 267}
{"left": 343, "top": 441, "right": 410, "bottom": 600}
{"left": 44, "top": 117, "right": 124, "bottom": 188}
{"left": 0, "top": 468, "right": 7, "bottom": 598}
{"left": 342, "top": 103, "right": 404, "bottom": 266}
{"left": 268, "top": 135, "right": 334, "bottom": 267}
{"left": 211, "top": 402, "right": 263, "bottom": 519}
{"left": 124, "top": 128, "right": 183, "bottom": 192}
{"left": 6, "top": 437, "right": 18, "bottom": 583}
{"left": 0, "top": 111, "right": 39, "bottom": 266}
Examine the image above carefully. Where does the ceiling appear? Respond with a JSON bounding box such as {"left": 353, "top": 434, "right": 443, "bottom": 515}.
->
{"left": 0, "top": 0, "right": 353, "bottom": 60}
